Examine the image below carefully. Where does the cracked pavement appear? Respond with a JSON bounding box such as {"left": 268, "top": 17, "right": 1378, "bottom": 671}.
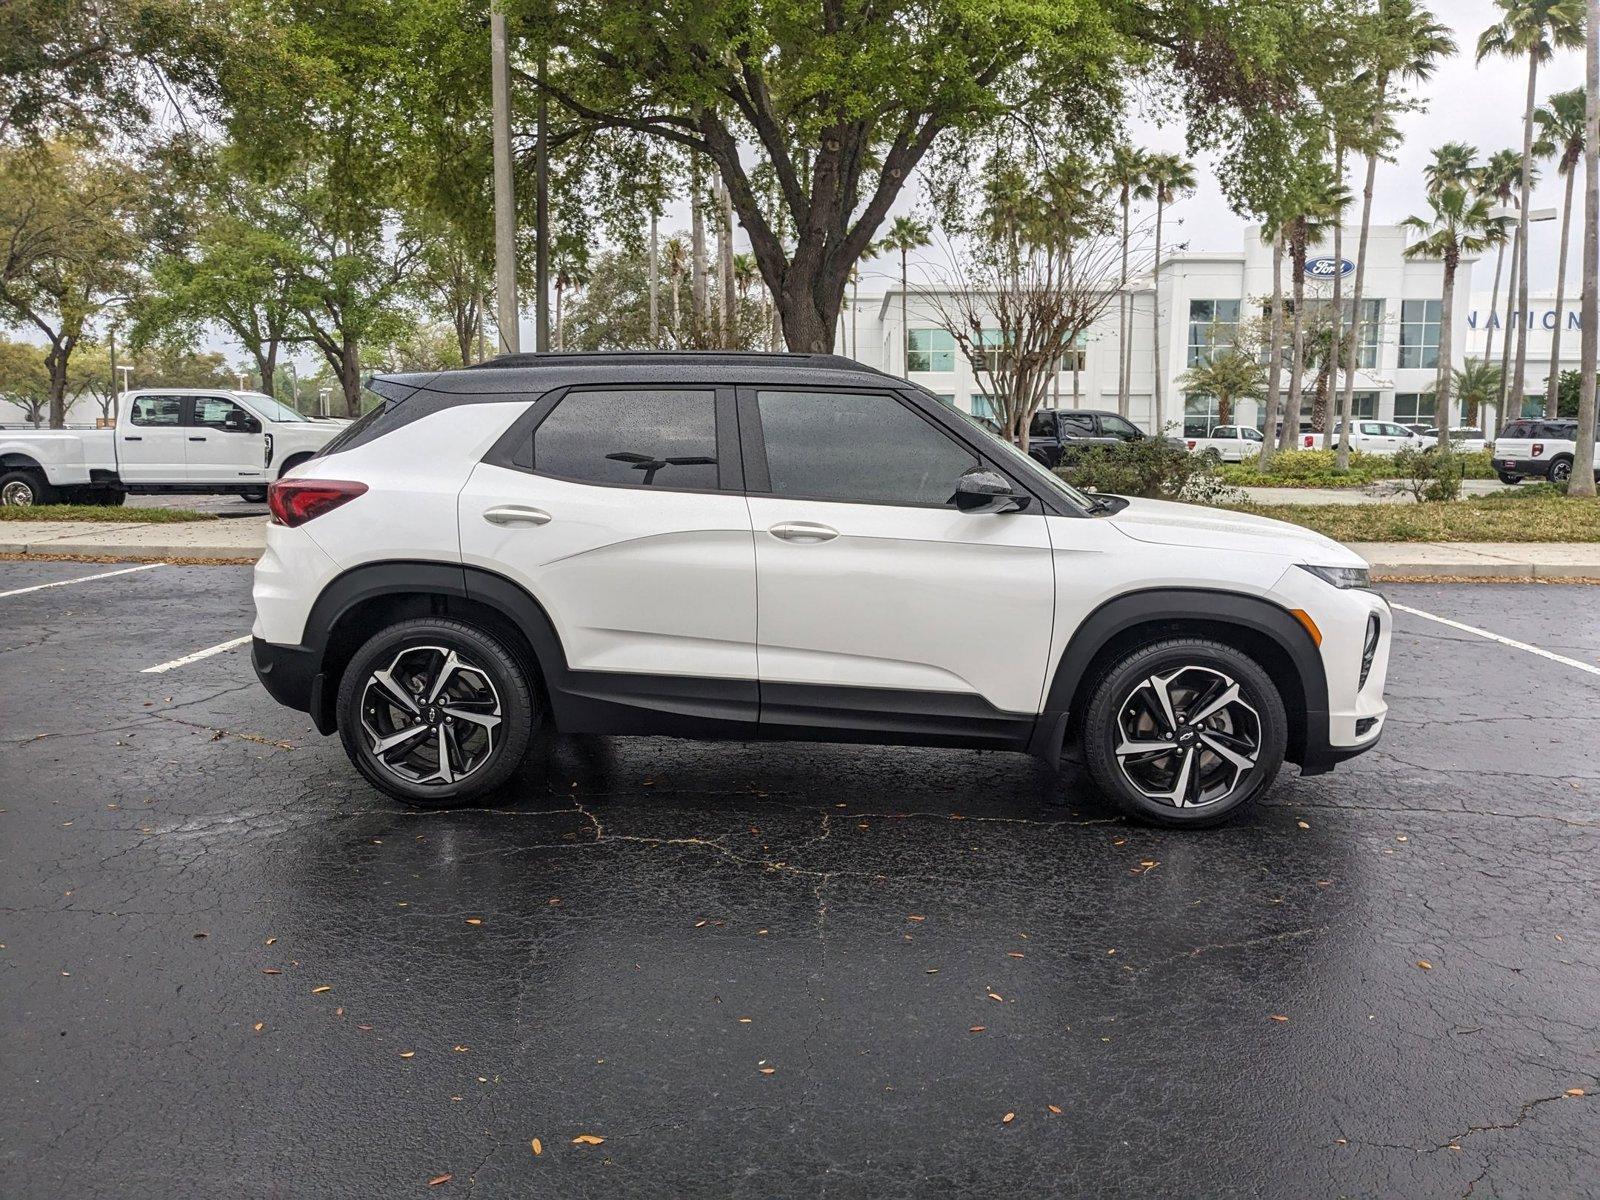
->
{"left": 2, "top": 561, "right": 1598, "bottom": 1197}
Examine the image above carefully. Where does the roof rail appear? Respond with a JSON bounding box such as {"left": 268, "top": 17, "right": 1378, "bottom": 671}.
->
{"left": 461, "top": 350, "right": 885, "bottom": 374}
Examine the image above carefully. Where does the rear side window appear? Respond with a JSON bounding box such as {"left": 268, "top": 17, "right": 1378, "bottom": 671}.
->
{"left": 1061, "top": 413, "right": 1096, "bottom": 436}
{"left": 756, "top": 389, "right": 976, "bottom": 507}
{"left": 533, "top": 388, "right": 719, "bottom": 489}
{"left": 130, "top": 395, "right": 183, "bottom": 426}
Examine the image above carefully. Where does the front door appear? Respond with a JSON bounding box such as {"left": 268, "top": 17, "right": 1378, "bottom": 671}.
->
{"left": 186, "top": 395, "right": 268, "bottom": 485}
{"left": 457, "top": 385, "right": 759, "bottom": 732}
{"left": 118, "top": 394, "right": 188, "bottom": 483}
{"left": 742, "top": 387, "right": 1055, "bottom": 739}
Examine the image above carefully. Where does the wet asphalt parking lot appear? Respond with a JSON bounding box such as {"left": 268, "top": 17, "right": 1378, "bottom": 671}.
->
{"left": 2, "top": 560, "right": 1599, "bottom": 1198}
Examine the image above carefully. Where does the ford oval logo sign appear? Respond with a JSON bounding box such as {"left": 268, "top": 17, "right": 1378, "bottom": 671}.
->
{"left": 1305, "top": 257, "right": 1355, "bottom": 279}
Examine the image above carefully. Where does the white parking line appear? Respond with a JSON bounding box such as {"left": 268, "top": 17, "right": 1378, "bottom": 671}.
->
{"left": 0, "top": 562, "right": 164, "bottom": 599}
{"left": 1391, "top": 602, "right": 1600, "bottom": 679}
{"left": 141, "top": 635, "right": 253, "bottom": 674}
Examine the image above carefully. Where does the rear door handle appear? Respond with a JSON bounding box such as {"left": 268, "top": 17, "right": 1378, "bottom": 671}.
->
{"left": 123, "top": 436, "right": 142, "bottom": 441}
{"left": 189, "top": 436, "right": 207, "bottom": 442}
{"left": 483, "top": 504, "right": 552, "bottom": 527}
{"left": 769, "top": 521, "right": 838, "bottom": 544}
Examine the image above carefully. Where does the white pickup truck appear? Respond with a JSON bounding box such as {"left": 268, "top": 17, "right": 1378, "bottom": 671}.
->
{"left": 1302, "top": 420, "right": 1437, "bottom": 455}
{"left": 0, "top": 389, "right": 343, "bottom": 506}
{"left": 1184, "top": 424, "right": 1265, "bottom": 462}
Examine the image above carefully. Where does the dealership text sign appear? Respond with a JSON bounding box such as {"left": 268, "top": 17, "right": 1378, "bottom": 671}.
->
{"left": 1467, "top": 309, "right": 1585, "bottom": 332}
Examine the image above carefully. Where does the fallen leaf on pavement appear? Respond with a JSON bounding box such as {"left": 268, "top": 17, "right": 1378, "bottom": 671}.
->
{"left": 1047, "top": 1105, "right": 1062, "bottom": 1115}
{"left": 1002, "top": 1112, "right": 1015, "bottom": 1124}
{"left": 427, "top": 1174, "right": 451, "bottom": 1186}
{"left": 1269, "top": 1014, "right": 1289, "bottom": 1022}
{"left": 465, "top": 918, "right": 483, "bottom": 926}
{"left": 1566, "top": 1088, "right": 1585, "bottom": 1097}
{"left": 969, "top": 1026, "right": 985, "bottom": 1033}
{"left": 1417, "top": 960, "right": 1433, "bottom": 970}
{"left": 572, "top": 1135, "right": 605, "bottom": 1146}
{"left": 253, "top": 1022, "right": 264, "bottom": 1033}
{"left": 312, "top": 986, "right": 331, "bottom": 994}
{"left": 531, "top": 1138, "right": 543, "bottom": 1155}
{"left": 400, "top": 1050, "right": 416, "bottom": 1058}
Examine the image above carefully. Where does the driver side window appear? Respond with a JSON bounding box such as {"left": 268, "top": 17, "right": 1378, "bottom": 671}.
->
{"left": 191, "top": 396, "right": 249, "bottom": 430}
{"left": 756, "top": 390, "right": 978, "bottom": 507}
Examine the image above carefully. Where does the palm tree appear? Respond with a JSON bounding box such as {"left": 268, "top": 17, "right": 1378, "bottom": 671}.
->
{"left": 1039, "top": 156, "right": 1106, "bottom": 404}
{"left": 1146, "top": 154, "right": 1196, "bottom": 434}
{"left": 551, "top": 249, "right": 590, "bottom": 352}
{"left": 662, "top": 236, "right": 689, "bottom": 344}
{"left": 1258, "top": 214, "right": 1290, "bottom": 469}
{"left": 1177, "top": 345, "right": 1266, "bottom": 429}
{"left": 1425, "top": 141, "right": 1481, "bottom": 193}
{"left": 1402, "top": 184, "right": 1513, "bottom": 452}
{"left": 1284, "top": 166, "right": 1349, "bottom": 450}
{"left": 1106, "top": 145, "right": 1154, "bottom": 417}
{"left": 1478, "top": 0, "right": 1587, "bottom": 417}
{"left": 878, "top": 215, "right": 931, "bottom": 375}
{"left": 1338, "top": 0, "right": 1455, "bottom": 471}
{"left": 1533, "top": 88, "right": 1587, "bottom": 417}
{"left": 1451, "top": 358, "right": 1504, "bottom": 427}
{"left": 1573, "top": 0, "right": 1598, "bottom": 499}
{"left": 1476, "top": 148, "right": 1526, "bottom": 421}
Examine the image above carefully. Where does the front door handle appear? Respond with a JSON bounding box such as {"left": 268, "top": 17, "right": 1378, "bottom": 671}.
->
{"left": 769, "top": 521, "right": 838, "bottom": 544}
{"left": 123, "top": 436, "right": 142, "bottom": 442}
{"left": 189, "top": 436, "right": 208, "bottom": 442}
{"left": 483, "top": 504, "right": 552, "bottom": 527}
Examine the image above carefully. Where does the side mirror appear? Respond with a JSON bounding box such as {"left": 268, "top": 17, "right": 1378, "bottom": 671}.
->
{"left": 954, "top": 467, "right": 1029, "bottom": 513}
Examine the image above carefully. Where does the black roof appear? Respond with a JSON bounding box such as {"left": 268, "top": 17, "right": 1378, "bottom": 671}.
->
{"left": 372, "top": 350, "right": 892, "bottom": 399}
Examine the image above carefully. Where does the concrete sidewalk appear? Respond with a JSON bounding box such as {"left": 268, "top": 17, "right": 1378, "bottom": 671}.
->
{"left": 4, "top": 514, "right": 1599, "bottom": 579}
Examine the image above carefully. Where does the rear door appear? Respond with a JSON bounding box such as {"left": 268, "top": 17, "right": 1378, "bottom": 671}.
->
{"left": 185, "top": 395, "right": 268, "bottom": 485}
{"left": 117, "top": 394, "right": 188, "bottom": 483}
{"left": 742, "top": 386, "right": 1055, "bottom": 735}
{"left": 457, "top": 384, "right": 759, "bottom": 730}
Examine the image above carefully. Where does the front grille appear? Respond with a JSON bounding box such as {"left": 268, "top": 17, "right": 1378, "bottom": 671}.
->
{"left": 1359, "top": 613, "right": 1380, "bottom": 689}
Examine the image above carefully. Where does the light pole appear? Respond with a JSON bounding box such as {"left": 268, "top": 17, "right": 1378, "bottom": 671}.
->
{"left": 490, "top": 5, "right": 519, "bottom": 355}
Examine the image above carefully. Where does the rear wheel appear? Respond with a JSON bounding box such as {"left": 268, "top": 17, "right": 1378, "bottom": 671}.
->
{"left": 239, "top": 487, "right": 268, "bottom": 502}
{"left": 0, "top": 468, "right": 53, "bottom": 507}
{"left": 1081, "top": 638, "right": 1287, "bottom": 828}
{"left": 1549, "top": 457, "right": 1573, "bottom": 485}
{"left": 336, "top": 618, "right": 537, "bottom": 807}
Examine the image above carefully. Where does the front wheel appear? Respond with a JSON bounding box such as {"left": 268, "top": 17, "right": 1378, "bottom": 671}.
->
{"left": 336, "top": 618, "right": 537, "bottom": 807}
{"left": 1080, "top": 638, "right": 1287, "bottom": 828}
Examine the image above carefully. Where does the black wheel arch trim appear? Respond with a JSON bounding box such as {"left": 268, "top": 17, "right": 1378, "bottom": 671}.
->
{"left": 1035, "top": 587, "right": 1332, "bottom": 769}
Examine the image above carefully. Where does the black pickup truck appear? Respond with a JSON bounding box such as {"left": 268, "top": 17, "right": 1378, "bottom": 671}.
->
{"left": 1025, "top": 408, "right": 1182, "bottom": 468}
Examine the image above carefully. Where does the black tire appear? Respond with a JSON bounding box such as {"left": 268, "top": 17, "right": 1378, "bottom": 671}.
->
{"left": 1496, "top": 472, "right": 1521, "bottom": 486}
{"left": 1548, "top": 457, "right": 1573, "bottom": 485}
{"left": 336, "top": 617, "right": 537, "bottom": 807}
{"left": 1081, "top": 638, "right": 1287, "bottom": 828}
{"left": 0, "top": 467, "right": 54, "bottom": 506}
{"left": 239, "top": 488, "right": 269, "bottom": 502}
{"left": 95, "top": 488, "right": 127, "bottom": 506}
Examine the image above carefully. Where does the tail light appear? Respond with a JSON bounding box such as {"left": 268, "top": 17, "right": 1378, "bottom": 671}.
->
{"left": 1303, "top": 434, "right": 1314, "bottom": 448}
{"left": 1186, "top": 440, "right": 1196, "bottom": 450}
{"left": 268, "top": 478, "right": 368, "bottom": 527}
{"left": 1532, "top": 443, "right": 1544, "bottom": 457}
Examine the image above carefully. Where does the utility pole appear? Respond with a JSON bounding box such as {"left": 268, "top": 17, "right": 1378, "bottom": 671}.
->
{"left": 535, "top": 53, "right": 550, "bottom": 352}
{"left": 490, "top": 5, "right": 519, "bottom": 355}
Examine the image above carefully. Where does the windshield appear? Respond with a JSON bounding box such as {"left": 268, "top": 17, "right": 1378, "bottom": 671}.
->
{"left": 237, "top": 392, "right": 311, "bottom": 423}
{"left": 951, "top": 408, "right": 1097, "bottom": 512}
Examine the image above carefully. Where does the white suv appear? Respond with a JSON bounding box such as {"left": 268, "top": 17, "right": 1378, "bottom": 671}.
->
{"left": 251, "top": 353, "right": 1391, "bottom": 827}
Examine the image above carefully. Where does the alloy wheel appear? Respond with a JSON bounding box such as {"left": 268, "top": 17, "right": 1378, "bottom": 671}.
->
{"left": 359, "top": 645, "right": 503, "bottom": 786}
{"left": 1113, "top": 665, "right": 1261, "bottom": 809}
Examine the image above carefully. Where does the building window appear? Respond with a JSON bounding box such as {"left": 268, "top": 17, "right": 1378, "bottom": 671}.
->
{"left": 1183, "top": 394, "right": 1220, "bottom": 438}
{"left": 1393, "top": 392, "right": 1437, "bottom": 424}
{"left": 977, "top": 330, "right": 1010, "bottom": 375}
{"left": 1398, "top": 300, "right": 1441, "bottom": 369}
{"left": 1356, "top": 299, "right": 1383, "bottom": 369}
{"left": 907, "top": 329, "right": 954, "bottom": 373}
{"left": 1056, "top": 332, "right": 1088, "bottom": 374}
{"left": 1351, "top": 390, "right": 1379, "bottom": 418}
{"left": 1188, "top": 300, "right": 1242, "bottom": 366}
{"left": 969, "top": 393, "right": 995, "bottom": 419}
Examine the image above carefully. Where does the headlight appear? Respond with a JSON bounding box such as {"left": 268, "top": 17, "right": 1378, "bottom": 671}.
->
{"left": 1297, "top": 563, "right": 1371, "bottom": 590}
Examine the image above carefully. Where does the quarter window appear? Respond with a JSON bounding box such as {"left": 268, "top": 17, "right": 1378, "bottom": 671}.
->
{"left": 532, "top": 389, "right": 719, "bottom": 489}
{"left": 757, "top": 390, "right": 977, "bottom": 507}
{"left": 130, "top": 395, "right": 183, "bottom": 426}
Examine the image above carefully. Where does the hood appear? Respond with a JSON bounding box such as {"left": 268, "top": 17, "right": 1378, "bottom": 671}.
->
{"left": 1105, "top": 496, "right": 1366, "bottom": 567}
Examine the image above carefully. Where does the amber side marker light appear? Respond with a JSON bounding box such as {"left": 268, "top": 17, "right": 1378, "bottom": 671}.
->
{"left": 1289, "top": 608, "right": 1323, "bottom": 647}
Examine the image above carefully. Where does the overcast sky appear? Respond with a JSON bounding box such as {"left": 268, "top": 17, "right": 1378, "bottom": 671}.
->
{"left": 847, "top": 0, "right": 1593, "bottom": 301}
